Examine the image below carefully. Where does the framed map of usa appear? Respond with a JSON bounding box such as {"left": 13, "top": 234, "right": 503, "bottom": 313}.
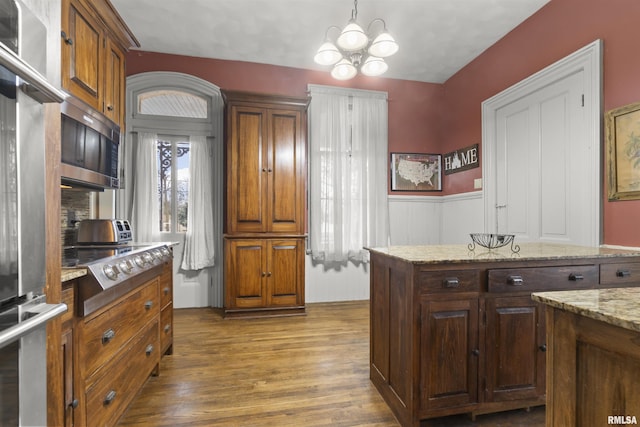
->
{"left": 391, "top": 153, "right": 442, "bottom": 191}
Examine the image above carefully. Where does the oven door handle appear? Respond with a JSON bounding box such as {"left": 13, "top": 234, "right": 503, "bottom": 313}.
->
{"left": 0, "top": 302, "right": 67, "bottom": 350}
{"left": 0, "top": 43, "right": 66, "bottom": 104}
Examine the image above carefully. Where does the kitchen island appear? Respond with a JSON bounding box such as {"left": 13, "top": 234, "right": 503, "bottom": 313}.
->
{"left": 366, "top": 243, "right": 640, "bottom": 426}
{"left": 532, "top": 288, "right": 640, "bottom": 427}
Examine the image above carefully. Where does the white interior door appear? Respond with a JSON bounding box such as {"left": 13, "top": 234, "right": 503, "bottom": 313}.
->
{"left": 483, "top": 40, "right": 601, "bottom": 247}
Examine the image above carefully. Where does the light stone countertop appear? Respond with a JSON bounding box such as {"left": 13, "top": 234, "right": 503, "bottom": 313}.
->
{"left": 365, "top": 242, "right": 640, "bottom": 264}
{"left": 532, "top": 288, "right": 640, "bottom": 333}
{"left": 62, "top": 267, "right": 87, "bottom": 282}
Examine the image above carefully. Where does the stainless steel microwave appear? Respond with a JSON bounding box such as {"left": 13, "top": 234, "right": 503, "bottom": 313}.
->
{"left": 61, "top": 95, "right": 120, "bottom": 190}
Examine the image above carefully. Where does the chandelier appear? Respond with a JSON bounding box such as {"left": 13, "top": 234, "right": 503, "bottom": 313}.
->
{"left": 313, "top": 0, "right": 399, "bottom": 80}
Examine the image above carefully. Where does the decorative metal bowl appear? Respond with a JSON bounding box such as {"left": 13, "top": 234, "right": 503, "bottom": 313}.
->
{"left": 468, "top": 233, "right": 520, "bottom": 253}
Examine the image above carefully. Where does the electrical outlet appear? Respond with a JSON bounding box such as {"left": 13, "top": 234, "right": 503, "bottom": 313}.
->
{"left": 474, "top": 178, "right": 482, "bottom": 189}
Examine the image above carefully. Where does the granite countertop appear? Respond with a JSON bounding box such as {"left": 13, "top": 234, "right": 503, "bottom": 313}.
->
{"left": 365, "top": 242, "right": 640, "bottom": 264}
{"left": 532, "top": 288, "right": 640, "bottom": 333}
{"left": 62, "top": 267, "right": 87, "bottom": 282}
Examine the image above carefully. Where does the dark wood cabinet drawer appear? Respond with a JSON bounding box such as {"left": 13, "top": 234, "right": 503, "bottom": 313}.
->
{"left": 79, "top": 278, "right": 159, "bottom": 378}
{"left": 418, "top": 269, "right": 480, "bottom": 293}
{"left": 488, "top": 265, "right": 598, "bottom": 293}
{"left": 84, "top": 319, "right": 159, "bottom": 427}
{"left": 600, "top": 262, "right": 640, "bottom": 285}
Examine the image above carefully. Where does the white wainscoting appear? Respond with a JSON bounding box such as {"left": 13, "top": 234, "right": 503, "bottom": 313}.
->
{"left": 305, "top": 191, "right": 484, "bottom": 303}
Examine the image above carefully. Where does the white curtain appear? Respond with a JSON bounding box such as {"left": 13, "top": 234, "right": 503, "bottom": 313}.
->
{"left": 181, "top": 135, "right": 216, "bottom": 270}
{"left": 130, "top": 132, "right": 160, "bottom": 242}
{"left": 308, "top": 84, "right": 390, "bottom": 262}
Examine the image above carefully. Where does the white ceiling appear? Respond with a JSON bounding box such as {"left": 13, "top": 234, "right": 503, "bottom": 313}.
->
{"left": 110, "top": 0, "right": 550, "bottom": 84}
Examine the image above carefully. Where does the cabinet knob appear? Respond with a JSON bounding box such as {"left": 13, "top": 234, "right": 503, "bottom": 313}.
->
{"left": 539, "top": 344, "right": 547, "bottom": 352}
{"left": 443, "top": 277, "right": 460, "bottom": 288}
{"left": 616, "top": 270, "right": 631, "bottom": 278}
{"left": 70, "top": 399, "right": 79, "bottom": 409}
{"left": 106, "top": 105, "right": 114, "bottom": 111}
{"left": 103, "top": 390, "right": 117, "bottom": 406}
{"left": 507, "top": 275, "right": 524, "bottom": 286}
{"left": 267, "top": 271, "right": 272, "bottom": 277}
{"left": 164, "top": 287, "right": 170, "bottom": 295}
{"left": 102, "top": 328, "right": 115, "bottom": 344}
{"left": 145, "top": 344, "right": 154, "bottom": 356}
{"left": 262, "top": 168, "right": 267, "bottom": 172}
{"left": 164, "top": 324, "right": 171, "bottom": 333}
{"left": 471, "top": 349, "right": 480, "bottom": 356}
{"left": 144, "top": 300, "right": 153, "bottom": 310}
{"left": 568, "top": 273, "right": 584, "bottom": 281}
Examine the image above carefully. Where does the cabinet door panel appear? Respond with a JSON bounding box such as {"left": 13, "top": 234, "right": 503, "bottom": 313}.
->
{"left": 228, "top": 107, "right": 267, "bottom": 233}
{"left": 63, "top": 0, "right": 102, "bottom": 110}
{"left": 420, "top": 298, "right": 479, "bottom": 411}
{"left": 226, "top": 240, "right": 265, "bottom": 308}
{"left": 485, "top": 296, "right": 546, "bottom": 402}
{"left": 104, "top": 39, "right": 125, "bottom": 127}
{"left": 268, "top": 240, "right": 303, "bottom": 306}
{"left": 269, "top": 110, "right": 303, "bottom": 233}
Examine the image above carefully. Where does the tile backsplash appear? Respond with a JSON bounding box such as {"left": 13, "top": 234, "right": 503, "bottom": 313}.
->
{"left": 61, "top": 189, "right": 91, "bottom": 246}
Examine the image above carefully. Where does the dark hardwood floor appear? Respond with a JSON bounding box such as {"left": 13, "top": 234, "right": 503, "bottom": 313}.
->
{"left": 118, "top": 301, "right": 545, "bottom": 427}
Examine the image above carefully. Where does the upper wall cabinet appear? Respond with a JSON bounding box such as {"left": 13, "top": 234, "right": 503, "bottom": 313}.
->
{"left": 61, "top": 0, "right": 138, "bottom": 129}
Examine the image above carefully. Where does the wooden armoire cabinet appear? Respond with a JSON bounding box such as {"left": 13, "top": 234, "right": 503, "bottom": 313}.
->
{"left": 222, "top": 91, "right": 309, "bottom": 318}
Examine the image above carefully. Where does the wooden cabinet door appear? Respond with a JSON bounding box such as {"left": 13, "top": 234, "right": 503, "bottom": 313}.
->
{"left": 420, "top": 297, "right": 479, "bottom": 412}
{"left": 226, "top": 106, "right": 268, "bottom": 234}
{"left": 103, "top": 38, "right": 125, "bottom": 128}
{"left": 484, "top": 295, "right": 546, "bottom": 402}
{"left": 225, "top": 239, "right": 266, "bottom": 309}
{"left": 267, "top": 239, "right": 304, "bottom": 307}
{"left": 267, "top": 109, "right": 305, "bottom": 234}
{"left": 61, "top": 0, "right": 103, "bottom": 111}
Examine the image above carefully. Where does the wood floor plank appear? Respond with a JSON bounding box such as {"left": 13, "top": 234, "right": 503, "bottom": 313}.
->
{"left": 117, "top": 301, "right": 400, "bottom": 427}
{"left": 117, "top": 301, "right": 545, "bottom": 427}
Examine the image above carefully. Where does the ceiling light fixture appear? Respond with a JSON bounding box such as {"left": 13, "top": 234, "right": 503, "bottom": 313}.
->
{"left": 314, "top": 0, "right": 398, "bottom": 80}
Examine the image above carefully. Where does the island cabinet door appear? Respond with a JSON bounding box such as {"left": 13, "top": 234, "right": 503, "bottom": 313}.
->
{"left": 420, "top": 297, "right": 479, "bottom": 412}
{"left": 484, "top": 295, "right": 546, "bottom": 402}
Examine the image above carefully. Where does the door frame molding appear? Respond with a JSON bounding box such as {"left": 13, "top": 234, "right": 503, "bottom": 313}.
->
{"left": 481, "top": 39, "right": 602, "bottom": 246}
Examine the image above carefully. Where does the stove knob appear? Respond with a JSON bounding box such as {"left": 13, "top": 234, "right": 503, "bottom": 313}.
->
{"left": 103, "top": 264, "right": 118, "bottom": 280}
{"left": 153, "top": 249, "right": 162, "bottom": 259}
{"left": 119, "top": 260, "right": 133, "bottom": 274}
{"left": 160, "top": 247, "right": 171, "bottom": 257}
{"left": 134, "top": 255, "right": 145, "bottom": 268}
{"left": 143, "top": 252, "right": 154, "bottom": 264}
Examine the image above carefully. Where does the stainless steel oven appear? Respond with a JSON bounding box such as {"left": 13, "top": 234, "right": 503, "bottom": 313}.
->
{"left": 0, "top": 0, "right": 67, "bottom": 426}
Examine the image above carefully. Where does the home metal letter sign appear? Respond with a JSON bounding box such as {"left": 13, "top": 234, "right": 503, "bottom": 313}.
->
{"left": 443, "top": 143, "right": 479, "bottom": 175}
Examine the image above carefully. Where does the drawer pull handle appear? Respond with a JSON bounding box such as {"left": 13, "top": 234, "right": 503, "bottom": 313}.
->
{"left": 568, "top": 273, "right": 584, "bottom": 281}
{"left": 163, "top": 287, "right": 170, "bottom": 295}
{"left": 507, "top": 275, "right": 523, "bottom": 286}
{"left": 102, "top": 328, "right": 115, "bottom": 344}
{"left": 145, "top": 344, "right": 154, "bottom": 356}
{"left": 164, "top": 324, "right": 171, "bottom": 333}
{"left": 145, "top": 301, "right": 153, "bottom": 310}
{"left": 617, "top": 270, "right": 631, "bottom": 278}
{"left": 103, "top": 390, "right": 116, "bottom": 406}
{"left": 443, "top": 277, "right": 460, "bottom": 288}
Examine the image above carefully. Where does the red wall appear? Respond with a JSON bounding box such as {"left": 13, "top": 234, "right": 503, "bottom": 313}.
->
{"left": 126, "top": 52, "right": 444, "bottom": 197}
{"left": 126, "top": 0, "right": 640, "bottom": 246}
{"left": 441, "top": 0, "right": 640, "bottom": 246}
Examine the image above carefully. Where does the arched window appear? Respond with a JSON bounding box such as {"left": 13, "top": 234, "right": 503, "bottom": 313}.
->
{"left": 137, "top": 89, "right": 208, "bottom": 119}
